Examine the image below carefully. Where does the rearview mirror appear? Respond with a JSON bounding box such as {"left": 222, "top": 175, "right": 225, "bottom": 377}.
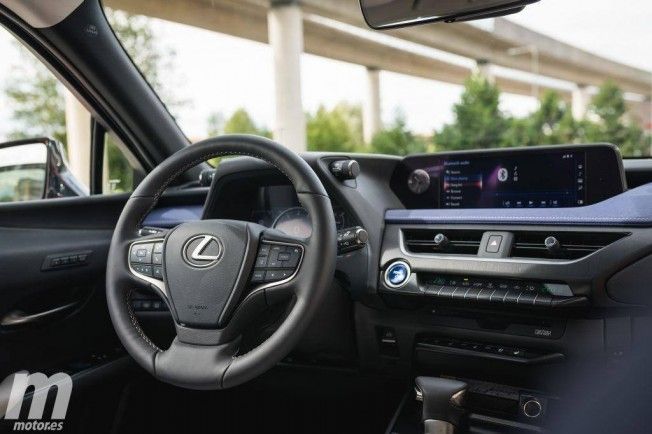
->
{"left": 360, "top": 0, "right": 539, "bottom": 29}
{"left": 0, "top": 138, "right": 87, "bottom": 203}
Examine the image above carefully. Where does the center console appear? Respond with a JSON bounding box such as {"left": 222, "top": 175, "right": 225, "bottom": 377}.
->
{"left": 366, "top": 145, "right": 645, "bottom": 432}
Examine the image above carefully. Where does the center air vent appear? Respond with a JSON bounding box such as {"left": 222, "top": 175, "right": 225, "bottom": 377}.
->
{"left": 511, "top": 231, "right": 629, "bottom": 260}
{"left": 402, "top": 229, "right": 484, "bottom": 255}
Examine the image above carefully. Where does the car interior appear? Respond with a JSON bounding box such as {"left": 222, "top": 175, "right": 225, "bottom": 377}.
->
{"left": 1, "top": 0, "right": 651, "bottom": 433}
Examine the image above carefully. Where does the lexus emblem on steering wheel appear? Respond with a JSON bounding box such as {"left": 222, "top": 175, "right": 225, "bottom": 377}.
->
{"left": 182, "top": 234, "right": 224, "bottom": 268}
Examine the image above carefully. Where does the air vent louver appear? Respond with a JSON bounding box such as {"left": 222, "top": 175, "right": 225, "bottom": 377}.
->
{"left": 403, "top": 229, "right": 484, "bottom": 255}
{"left": 511, "top": 231, "right": 628, "bottom": 260}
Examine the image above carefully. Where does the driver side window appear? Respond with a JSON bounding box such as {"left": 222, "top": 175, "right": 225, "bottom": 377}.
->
{"left": 0, "top": 28, "right": 140, "bottom": 202}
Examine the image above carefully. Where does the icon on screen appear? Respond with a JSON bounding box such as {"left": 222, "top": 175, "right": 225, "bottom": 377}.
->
{"left": 497, "top": 168, "right": 509, "bottom": 182}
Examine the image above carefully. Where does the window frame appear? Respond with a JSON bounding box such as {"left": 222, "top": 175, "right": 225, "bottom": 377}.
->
{"left": 0, "top": 0, "right": 202, "bottom": 187}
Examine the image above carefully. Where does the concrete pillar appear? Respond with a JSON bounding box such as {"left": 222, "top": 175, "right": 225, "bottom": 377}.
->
{"left": 268, "top": 0, "right": 306, "bottom": 152}
{"left": 572, "top": 84, "right": 591, "bottom": 120}
{"left": 363, "top": 67, "right": 382, "bottom": 144}
{"left": 475, "top": 59, "right": 495, "bottom": 84}
{"left": 63, "top": 88, "right": 90, "bottom": 188}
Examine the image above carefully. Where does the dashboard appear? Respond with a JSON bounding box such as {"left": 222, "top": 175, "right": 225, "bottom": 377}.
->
{"left": 138, "top": 144, "right": 652, "bottom": 429}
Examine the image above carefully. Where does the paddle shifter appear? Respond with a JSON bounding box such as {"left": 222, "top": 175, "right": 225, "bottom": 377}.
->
{"left": 415, "top": 377, "right": 468, "bottom": 434}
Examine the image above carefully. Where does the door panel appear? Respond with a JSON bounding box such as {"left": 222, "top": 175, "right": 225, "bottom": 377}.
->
{"left": 0, "top": 189, "right": 207, "bottom": 379}
{"left": 0, "top": 207, "right": 120, "bottom": 378}
{"left": 0, "top": 194, "right": 127, "bottom": 381}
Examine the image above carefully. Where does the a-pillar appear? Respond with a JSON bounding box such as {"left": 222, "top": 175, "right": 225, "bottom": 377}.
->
{"left": 63, "top": 89, "right": 90, "bottom": 188}
{"left": 363, "top": 66, "right": 382, "bottom": 144}
{"left": 268, "top": 0, "right": 306, "bottom": 152}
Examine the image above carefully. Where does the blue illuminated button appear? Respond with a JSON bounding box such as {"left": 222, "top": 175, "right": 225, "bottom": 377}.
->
{"left": 385, "top": 261, "right": 411, "bottom": 288}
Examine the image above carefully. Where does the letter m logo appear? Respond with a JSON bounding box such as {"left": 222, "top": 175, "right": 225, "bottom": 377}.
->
{"left": 4, "top": 372, "right": 72, "bottom": 420}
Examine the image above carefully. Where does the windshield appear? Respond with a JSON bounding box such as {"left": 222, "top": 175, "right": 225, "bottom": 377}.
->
{"left": 15, "top": 2, "right": 652, "bottom": 157}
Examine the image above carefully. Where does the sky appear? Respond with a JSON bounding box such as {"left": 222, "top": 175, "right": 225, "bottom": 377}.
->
{"left": 0, "top": 0, "right": 650, "bottom": 141}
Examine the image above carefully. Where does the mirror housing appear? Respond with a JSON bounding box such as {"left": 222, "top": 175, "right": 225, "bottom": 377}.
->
{"left": 360, "top": 0, "right": 539, "bottom": 29}
{"left": 0, "top": 138, "right": 88, "bottom": 203}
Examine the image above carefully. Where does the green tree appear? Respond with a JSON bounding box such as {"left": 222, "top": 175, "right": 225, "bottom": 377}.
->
{"left": 435, "top": 75, "right": 509, "bottom": 151}
{"left": 584, "top": 81, "right": 649, "bottom": 156}
{"left": 223, "top": 108, "right": 271, "bottom": 137}
{"left": 370, "top": 112, "right": 428, "bottom": 156}
{"left": 4, "top": 50, "right": 67, "bottom": 143}
{"left": 306, "top": 103, "right": 364, "bottom": 152}
{"left": 528, "top": 91, "right": 577, "bottom": 145}
{"left": 503, "top": 91, "right": 577, "bottom": 147}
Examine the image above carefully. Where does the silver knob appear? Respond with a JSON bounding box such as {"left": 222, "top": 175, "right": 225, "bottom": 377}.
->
{"left": 544, "top": 236, "right": 561, "bottom": 253}
{"left": 434, "top": 233, "right": 449, "bottom": 247}
{"left": 355, "top": 228, "right": 369, "bottom": 244}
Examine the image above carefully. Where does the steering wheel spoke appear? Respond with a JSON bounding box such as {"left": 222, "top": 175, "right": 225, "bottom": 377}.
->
{"left": 250, "top": 230, "right": 305, "bottom": 281}
{"left": 127, "top": 236, "right": 170, "bottom": 303}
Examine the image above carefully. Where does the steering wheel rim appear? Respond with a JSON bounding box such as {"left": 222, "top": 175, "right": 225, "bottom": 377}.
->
{"left": 106, "top": 135, "right": 336, "bottom": 390}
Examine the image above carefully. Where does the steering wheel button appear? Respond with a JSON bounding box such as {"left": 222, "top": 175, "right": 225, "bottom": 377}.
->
{"left": 255, "top": 256, "right": 268, "bottom": 268}
{"left": 142, "top": 265, "right": 153, "bottom": 277}
{"left": 285, "top": 254, "right": 300, "bottom": 267}
{"left": 132, "top": 264, "right": 153, "bottom": 277}
{"left": 251, "top": 270, "right": 265, "bottom": 283}
{"left": 264, "top": 270, "right": 283, "bottom": 282}
{"left": 277, "top": 252, "right": 291, "bottom": 261}
{"left": 152, "top": 253, "right": 162, "bottom": 265}
{"left": 258, "top": 244, "right": 270, "bottom": 256}
{"left": 154, "top": 242, "right": 164, "bottom": 254}
{"left": 131, "top": 243, "right": 153, "bottom": 263}
{"left": 153, "top": 266, "right": 163, "bottom": 280}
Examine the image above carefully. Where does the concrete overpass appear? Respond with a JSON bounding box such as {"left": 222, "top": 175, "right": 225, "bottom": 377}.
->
{"left": 104, "top": 0, "right": 652, "bottom": 150}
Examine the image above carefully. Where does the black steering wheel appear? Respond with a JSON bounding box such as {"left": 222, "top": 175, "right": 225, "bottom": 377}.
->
{"left": 106, "top": 135, "right": 336, "bottom": 390}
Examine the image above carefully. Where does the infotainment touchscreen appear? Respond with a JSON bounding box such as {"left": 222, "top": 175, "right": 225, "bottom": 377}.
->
{"left": 390, "top": 145, "right": 626, "bottom": 210}
{"left": 438, "top": 151, "right": 583, "bottom": 208}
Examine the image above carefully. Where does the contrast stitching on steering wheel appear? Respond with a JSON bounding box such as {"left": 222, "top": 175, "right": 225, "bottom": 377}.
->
{"left": 126, "top": 289, "right": 160, "bottom": 352}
